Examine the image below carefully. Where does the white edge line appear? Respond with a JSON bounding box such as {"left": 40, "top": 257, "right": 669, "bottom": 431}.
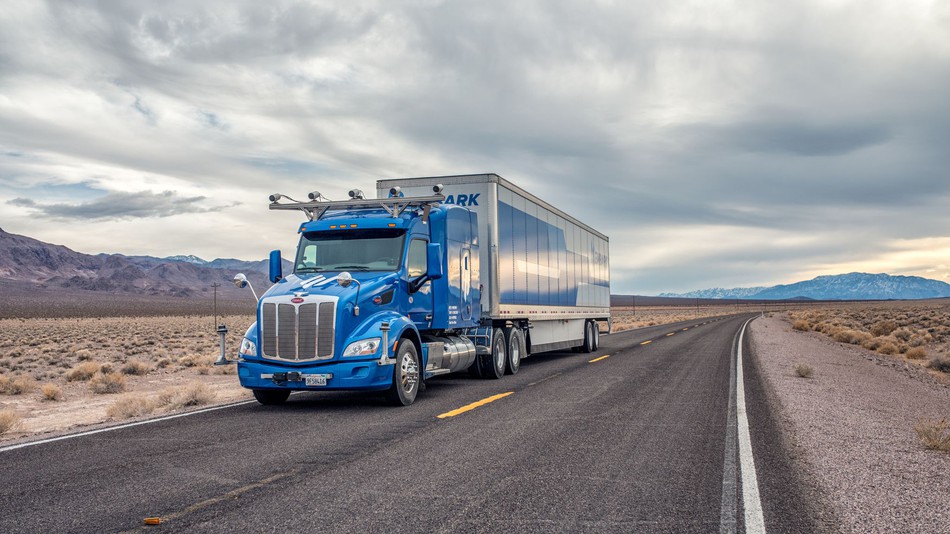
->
{"left": 737, "top": 318, "right": 767, "bottom": 533}
{"left": 0, "top": 399, "right": 257, "bottom": 453}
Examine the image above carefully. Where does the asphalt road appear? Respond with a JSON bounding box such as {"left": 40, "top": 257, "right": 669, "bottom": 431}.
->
{"left": 0, "top": 314, "right": 820, "bottom": 533}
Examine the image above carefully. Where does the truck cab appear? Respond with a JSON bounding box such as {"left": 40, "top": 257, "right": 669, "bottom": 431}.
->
{"left": 234, "top": 187, "right": 481, "bottom": 406}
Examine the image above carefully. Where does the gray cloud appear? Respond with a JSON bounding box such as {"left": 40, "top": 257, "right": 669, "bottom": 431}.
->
{"left": 7, "top": 190, "right": 236, "bottom": 220}
{"left": 1, "top": 1, "right": 948, "bottom": 293}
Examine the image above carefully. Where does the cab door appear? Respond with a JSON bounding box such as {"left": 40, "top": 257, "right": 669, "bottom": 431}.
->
{"left": 404, "top": 237, "right": 432, "bottom": 329}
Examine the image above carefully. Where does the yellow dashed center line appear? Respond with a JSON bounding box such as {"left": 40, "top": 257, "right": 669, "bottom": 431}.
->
{"left": 682, "top": 328, "right": 689, "bottom": 331}
{"left": 588, "top": 354, "right": 610, "bottom": 363}
{"left": 437, "top": 392, "right": 514, "bottom": 419}
{"left": 666, "top": 332, "right": 676, "bottom": 337}
{"left": 640, "top": 340, "right": 653, "bottom": 345}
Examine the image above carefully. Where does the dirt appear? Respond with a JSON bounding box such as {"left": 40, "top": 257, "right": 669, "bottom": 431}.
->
{"left": 750, "top": 314, "right": 950, "bottom": 533}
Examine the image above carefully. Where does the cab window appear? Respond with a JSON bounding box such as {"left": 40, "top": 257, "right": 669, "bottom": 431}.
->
{"left": 407, "top": 239, "right": 427, "bottom": 278}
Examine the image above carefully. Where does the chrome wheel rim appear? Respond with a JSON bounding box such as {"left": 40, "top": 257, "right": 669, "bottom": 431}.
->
{"left": 494, "top": 337, "right": 505, "bottom": 372}
{"left": 511, "top": 336, "right": 521, "bottom": 368}
{"left": 400, "top": 352, "right": 418, "bottom": 392}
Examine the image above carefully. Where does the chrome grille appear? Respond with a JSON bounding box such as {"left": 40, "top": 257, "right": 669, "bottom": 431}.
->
{"left": 260, "top": 299, "right": 335, "bottom": 361}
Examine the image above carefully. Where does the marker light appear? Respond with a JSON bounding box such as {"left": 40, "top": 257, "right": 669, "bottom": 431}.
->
{"left": 348, "top": 189, "right": 365, "bottom": 199}
{"left": 268, "top": 193, "right": 283, "bottom": 202}
{"left": 389, "top": 186, "right": 402, "bottom": 198}
{"left": 432, "top": 184, "right": 444, "bottom": 194}
{"left": 308, "top": 191, "right": 323, "bottom": 201}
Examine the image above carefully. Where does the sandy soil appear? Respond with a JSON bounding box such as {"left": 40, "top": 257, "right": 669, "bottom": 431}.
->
{"left": 750, "top": 314, "right": 950, "bottom": 533}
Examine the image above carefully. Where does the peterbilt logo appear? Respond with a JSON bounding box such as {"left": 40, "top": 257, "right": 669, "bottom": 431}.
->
{"left": 291, "top": 297, "right": 305, "bottom": 304}
{"left": 442, "top": 193, "right": 479, "bottom": 207}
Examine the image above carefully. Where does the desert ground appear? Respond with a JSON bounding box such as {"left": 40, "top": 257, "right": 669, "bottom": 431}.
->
{"left": 2, "top": 299, "right": 948, "bottom": 446}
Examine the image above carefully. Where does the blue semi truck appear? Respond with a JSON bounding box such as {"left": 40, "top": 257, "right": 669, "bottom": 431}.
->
{"left": 233, "top": 174, "right": 610, "bottom": 406}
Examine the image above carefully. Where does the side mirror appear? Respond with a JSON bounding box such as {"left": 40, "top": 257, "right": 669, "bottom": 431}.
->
{"left": 269, "top": 250, "right": 283, "bottom": 283}
{"left": 426, "top": 243, "right": 443, "bottom": 280}
{"left": 233, "top": 273, "right": 259, "bottom": 301}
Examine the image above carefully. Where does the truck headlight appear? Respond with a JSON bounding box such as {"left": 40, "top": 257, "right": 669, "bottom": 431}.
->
{"left": 343, "top": 338, "right": 381, "bottom": 357}
{"left": 239, "top": 338, "right": 257, "bottom": 356}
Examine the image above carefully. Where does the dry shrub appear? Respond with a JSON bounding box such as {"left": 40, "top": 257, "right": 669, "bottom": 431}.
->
{"left": 66, "top": 361, "right": 101, "bottom": 382}
{"left": 178, "top": 354, "right": 215, "bottom": 368}
{"left": 861, "top": 337, "right": 883, "bottom": 350}
{"left": 792, "top": 319, "right": 811, "bottom": 331}
{"left": 833, "top": 329, "right": 872, "bottom": 345}
{"left": 928, "top": 356, "right": 950, "bottom": 373}
{"left": 914, "top": 417, "right": 950, "bottom": 452}
{"left": 870, "top": 320, "right": 899, "bottom": 337}
{"left": 89, "top": 372, "right": 127, "bottom": 394}
{"left": 106, "top": 394, "right": 157, "bottom": 420}
{"left": 0, "top": 374, "right": 36, "bottom": 395}
{"left": 156, "top": 358, "right": 172, "bottom": 369}
{"left": 876, "top": 342, "right": 899, "bottom": 355}
{"left": 905, "top": 347, "right": 928, "bottom": 360}
{"left": 794, "top": 363, "right": 814, "bottom": 379}
{"left": 41, "top": 383, "right": 63, "bottom": 401}
{"left": 121, "top": 360, "right": 151, "bottom": 376}
{"left": 892, "top": 328, "right": 913, "bottom": 342}
{"left": 0, "top": 409, "right": 22, "bottom": 435}
{"left": 158, "top": 382, "right": 216, "bottom": 409}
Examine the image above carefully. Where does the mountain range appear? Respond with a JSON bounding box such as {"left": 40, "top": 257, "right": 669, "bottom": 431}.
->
{"left": 660, "top": 272, "right": 950, "bottom": 301}
{"left": 0, "top": 227, "right": 287, "bottom": 298}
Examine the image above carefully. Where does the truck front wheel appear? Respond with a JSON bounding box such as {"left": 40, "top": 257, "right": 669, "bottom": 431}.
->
{"left": 253, "top": 389, "right": 290, "bottom": 405}
{"left": 386, "top": 340, "right": 420, "bottom": 406}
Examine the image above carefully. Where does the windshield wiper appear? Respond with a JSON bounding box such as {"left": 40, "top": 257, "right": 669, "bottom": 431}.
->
{"left": 330, "top": 265, "right": 371, "bottom": 271}
{"left": 296, "top": 267, "right": 327, "bottom": 273}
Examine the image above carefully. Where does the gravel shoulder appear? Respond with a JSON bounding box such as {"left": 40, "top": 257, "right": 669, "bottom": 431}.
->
{"left": 750, "top": 315, "right": 950, "bottom": 533}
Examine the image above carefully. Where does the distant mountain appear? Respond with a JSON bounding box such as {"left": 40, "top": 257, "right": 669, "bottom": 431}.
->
{"left": 658, "top": 286, "right": 767, "bottom": 299}
{"left": 0, "top": 228, "right": 283, "bottom": 298}
{"left": 163, "top": 254, "right": 208, "bottom": 265}
{"left": 661, "top": 272, "right": 950, "bottom": 301}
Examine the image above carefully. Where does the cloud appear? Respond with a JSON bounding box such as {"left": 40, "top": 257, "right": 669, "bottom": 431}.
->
{"left": 0, "top": 1, "right": 948, "bottom": 293}
{"left": 6, "top": 190, "right": 237, "bottom": 220}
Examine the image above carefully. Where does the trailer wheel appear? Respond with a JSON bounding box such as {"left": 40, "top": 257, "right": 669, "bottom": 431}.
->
{"left": 253, "top": 389, "right": 290, "bottom": 405}
{"left": 386, "top": 340, "right": 420, "bottom": 406}
{"left": 591, "top": 321, "right": 600, "bottom": 351}
{"left": 582, "top": 320, "right": 596, "bottom": 353}
{"left": 505, "top": 327, "right": 525, "bottom": 375}
{"left": 479, "top": 328, "right": 507, "bottom": 379}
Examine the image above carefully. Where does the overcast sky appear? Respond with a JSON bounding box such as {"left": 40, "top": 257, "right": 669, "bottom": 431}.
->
{"left": 1, "top": 0, "right": 948, "bottom": 294}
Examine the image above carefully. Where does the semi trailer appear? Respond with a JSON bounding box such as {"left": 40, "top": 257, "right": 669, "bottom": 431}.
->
{"left": 233, "top": 173, "right": 610, "bottom": 406}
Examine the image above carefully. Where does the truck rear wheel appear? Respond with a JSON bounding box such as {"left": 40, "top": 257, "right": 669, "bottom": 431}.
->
{"left": 386, "top": 340, "right": 420, "bottom": 406}
{"left": 253, "top": 389, "right": 290, "bottom": 405}
{"left": 582, "top": 320, "right": 596, "bottom": 353}
{"left": 505, "top": 327, "right": 525, "bottom": 375}
{"left": 591, "top": 321, "right": 600, "bottom": 351}
{"left": 479, "top": 328, "right": 507, "bottom": 379}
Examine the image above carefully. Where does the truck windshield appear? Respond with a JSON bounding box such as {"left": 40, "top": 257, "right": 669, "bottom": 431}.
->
{"left": 295, "top": 229, "right": 406, "bottom": 273}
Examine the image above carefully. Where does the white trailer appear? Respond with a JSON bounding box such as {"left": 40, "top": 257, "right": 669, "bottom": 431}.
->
{"left": 377, "top": 173, "right": 610, "bottom": 357}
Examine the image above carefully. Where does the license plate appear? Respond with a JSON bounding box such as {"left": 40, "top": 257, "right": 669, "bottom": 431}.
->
{"left": 305, "top": 375, "right": 327, "bottom": 386}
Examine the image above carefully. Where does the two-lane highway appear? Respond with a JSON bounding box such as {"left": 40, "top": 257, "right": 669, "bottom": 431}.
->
{"left": 0, "top": 315, "right": 820, "bottom": 533}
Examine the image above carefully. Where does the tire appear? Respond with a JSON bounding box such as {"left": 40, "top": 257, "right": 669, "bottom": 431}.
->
{"left": 253, "top": 389, "right": 290, "bottom": 406}
{"left": 386, "top": 340, "right": 420, "bottom": 406}
{"left": 479, "top": 328, "right": 507, "bottom": 379}
{"left": 591, "top": 321, "right": 600, "bottom": 351}
{"left": 582, "top": 320, "right": 595, "bottom": 353}
{"left": 505, "top": 327, "right": 525, "bottom": 375}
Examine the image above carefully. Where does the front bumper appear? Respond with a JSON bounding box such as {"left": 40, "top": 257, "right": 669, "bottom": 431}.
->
{"left": 238, "top": 358, "right": 393, "bottom": 391}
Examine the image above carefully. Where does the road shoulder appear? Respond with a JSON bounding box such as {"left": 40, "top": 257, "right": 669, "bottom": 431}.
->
{"left": 748, "top": 315, "right": 950, "bottom": 534}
